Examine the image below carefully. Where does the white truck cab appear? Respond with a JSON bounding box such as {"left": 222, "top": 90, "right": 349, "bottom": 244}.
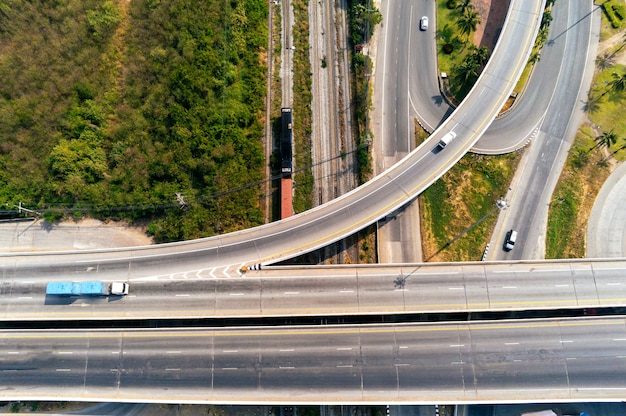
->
{"left": 438, "top": 131, "right": 456, "bottom": 148}
{"left": 110, "top": 282, "right": 129, "bottom": 295}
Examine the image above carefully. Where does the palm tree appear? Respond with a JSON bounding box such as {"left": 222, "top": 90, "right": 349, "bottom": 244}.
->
{"left": 585, "top": 90, "right": 601, "bottom": 113}
{"left": 456, "top": 0, "right": 474, "bottom": 15}
{"left": 607, "top": 71, "right": 626, "bottom": 95}
{"left": 592, "top": 129, "right": 618, "bottom": 151}
{"left": 595, "top": 52, "right": 615, "bottom": 70}
{"left": 456, "top": 56, "right": 480, "bottom": 88}
{"left": 456, "top": 9, "right": 480, "bottom": 38}
{"left": 471, "top": 45, "right": 490, "bottom": 67}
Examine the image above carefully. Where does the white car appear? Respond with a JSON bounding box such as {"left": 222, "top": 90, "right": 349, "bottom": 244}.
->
{"left": 420, "top": 16, "right": 429, "bottom": 31}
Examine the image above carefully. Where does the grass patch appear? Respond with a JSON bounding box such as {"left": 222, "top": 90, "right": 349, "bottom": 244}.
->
{"left": 420, "top": 152, "right": 521, "bottom": 261}
{"left": 546, "top": 126, "right": 612, "bottom": 258}
{"left": 291, "top": 0, "right": 314, "bottom": 213}
{"left": 436, "top": 1, "right": 474, "bottom": 99}
{"left": 599, "top": 0, "right": 624, "bottom": 40}
{"left": 587, "top": 64, "right": 626, "bottom": 157}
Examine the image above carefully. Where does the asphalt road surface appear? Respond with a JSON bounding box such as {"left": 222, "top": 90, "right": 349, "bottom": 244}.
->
{"left": 487, "top": 0, "right": 599, "bottom": 260}
{"left": 3, "top": 317, "right": 626, "bottom": 403}
{"left": 2, "top": 259, "right": 626, "bottom": 321}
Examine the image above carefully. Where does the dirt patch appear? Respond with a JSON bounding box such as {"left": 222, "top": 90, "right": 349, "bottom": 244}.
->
{"left": 0, "top": 217, "right": 152, "bottom": 252}
{"left": 473, "top": 0, "right": 511, "bottom": 51}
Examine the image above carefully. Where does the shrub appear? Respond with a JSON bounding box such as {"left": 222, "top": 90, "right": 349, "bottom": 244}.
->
{"left": 603, "top": 2, "right": 622, "bottom": 28}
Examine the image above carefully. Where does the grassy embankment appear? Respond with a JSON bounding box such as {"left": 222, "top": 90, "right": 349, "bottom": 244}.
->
{"left": 545, "top": 2, "right": 626, "bottom": 258}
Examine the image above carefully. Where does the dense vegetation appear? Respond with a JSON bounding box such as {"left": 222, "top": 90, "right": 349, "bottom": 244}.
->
{"left": 0, "top": 0, "right": 268, "bottom": 242}
{"left": 348, "top": 0, "right": 381, "bottom": 184}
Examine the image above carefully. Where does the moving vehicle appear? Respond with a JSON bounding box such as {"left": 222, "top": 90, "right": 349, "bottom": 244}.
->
{"left": 438, "top": 131, "right": 456, "bottom": 148}
{"left": 504, "top": 229, "right": 518, "bottom": 251}
{"left": 46, "top": 281, "right": 129, "bottom": 296}
{"left": 420, "top": 16, "right": 429, "bottom": 30}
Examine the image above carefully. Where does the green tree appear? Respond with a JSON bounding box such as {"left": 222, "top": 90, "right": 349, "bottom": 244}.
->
{"left": 456, "top": 0, "right": 474, "bottom": 15}
{"left": 350, "top": 3, "right": 383, "bottom": 45}
{"left": 592, "top": 129, "right": 618, "bottom": 151}
{"left": 456, "top": 57, "right": 480, "bottom": 88}
{"left": 540, "top": 9, "right": 553, "bottom": 29}
{"left": 86, "top": 1, "right": 121, "bottom": 41}
{"left": 456, "top": 9, "right": 480, "bottom": 38}
{"left": 607, "top": 71, "right": 626, "bottom": 95}
{"left": 596, "top": 52, "right": 615, "bottom": 70}
{"left": 468, "top": 44, "right": 490, "bottom": 67}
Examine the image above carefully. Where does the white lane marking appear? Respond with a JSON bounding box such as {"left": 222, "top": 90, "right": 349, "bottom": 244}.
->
{"left": 607, "top": 283, "right": 622, "bottom": 286}
{"left": 337, "top": 364, "right": 353, "bottom": 368}
{"left": 166, "top": 351, "right": 182, "bottom": 354}
{"left": 229, "top": 293, "right": 245, "bottom": 296}
{"left": 394, "top": 289, "right": 408, "bottom": 292}
{"left": 57, "top": 351, "right": 74, "bottom": 355}
{"left": 394, "top": 363, "right": 409, "bottom": 367}
{"left": 21, "top": 281, "right": 34, "bottom": 284}
{"left": 165, "top": 368, "right": 180, "bottom": 371}
{"left": 492, "top": 270, "right": 530, "bottom": 273}
{"left": 221, "top": 367, "right": 238, "bottom": 370}
{"left": 175, "top": 294, "right": 190, "bottom": 297}
{"left": 336, "top": 347, "right": 352, "bottom": 351}
{"left": 565, "top": 357, "right": 576, "bottom": 360}
{"left": 56, "top": 369, "right": 71, "bottom": 372}
{"left": 561, "top": 340, "right": 574, "bottom": 343}
{"left": 502, "top": 286, "right": 517, "bottom": 289}
{"left": 613, "top": 339, "right": 626, "bottom": 341}
{"left": 7, "top": 351, "right": 20, "bottom": 355}
{"left": 127, "top": 295, "right": 137, "bottom": 298}
{"left": 513, "top": 359, "right": 522, "bottom": 362}
{"left": 451, "top": 361, "right": 464, "bottom": 365}
{"left": 284, "top": 292, "right": 300, "bottom": 295}
{"left": 110, "top": 369, "right": 118, "bottom": 372}
{"left": 399, "top": 346, "right": 409, "bottom": 349}
{"left": 617, "top": 356, "right": 626, "bottom": 358}
{"left": 339, "top": 290, "right": 354, "bottom": 293}
{"left": 449, "top": 344, "right": 465, "bottom": 348}
{"left": 17, "top": 296, "right": 32, "bottom": 299}
{"left": 279, "top": 349, "right": 295, "bottom": 352}
{"left": 554, "top": 284, "right": 569, "bottom": 287}
{"left": 505, "top": 342, "right": 519, "bottom": 345}
{"left": 222, "top": 350, "right": 238, "bottom": 353}
{"left": 448, "top": 287, "right": 464, "bottom": 290}
{"left": 222, "top": 267, "right": 231, "bottom": 279}
{"left": 209, "top": 268, "right": 217, "bottom": 279}
{"left": 279, "top": 366, "right": 295, "bottom": 369}
{"left": 111, "top": 351, "right": 119, "bottom": 354}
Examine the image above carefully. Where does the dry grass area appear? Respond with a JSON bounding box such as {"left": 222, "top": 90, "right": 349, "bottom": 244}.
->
{"left": 546, "top": 126, "right": 613, "bottom": 258}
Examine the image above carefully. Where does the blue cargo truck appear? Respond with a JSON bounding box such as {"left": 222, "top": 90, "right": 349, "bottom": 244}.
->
{"left": 46, "top": 281, "right": 129, "bottom": 296}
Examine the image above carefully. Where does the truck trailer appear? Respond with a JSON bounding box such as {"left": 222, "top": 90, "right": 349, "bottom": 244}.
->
{"left": 46, "top": 281, "right": 129, "bottom": 296}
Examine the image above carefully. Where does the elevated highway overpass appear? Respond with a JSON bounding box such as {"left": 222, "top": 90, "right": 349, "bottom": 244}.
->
{"left": 2, "top": 259, "right": 625, "bottom": 321}
{"left": 2, "top": 316, "right": 626, "bottom": 404}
